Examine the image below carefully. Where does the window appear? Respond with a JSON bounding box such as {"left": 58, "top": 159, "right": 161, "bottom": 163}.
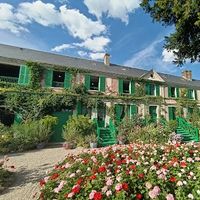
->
{"left": 187, "top": 89, "right": 197, "bottom": 100}
{"left": 90, "top": 76, "right": 99, "bottom": 90}
{"left": 170, "top": 87, "right": 176, "bottom": 97}
{"left": 52, "top": 71, "right": 65, "bottom": 87}
{"left": 0, "top": 64, "right": 20, "bottom": 83}
{"left": 146, "top": 83, "right": 160, "bottom": 96}
{"left": 123, "top": 80, "right": 130, "bottom": 93}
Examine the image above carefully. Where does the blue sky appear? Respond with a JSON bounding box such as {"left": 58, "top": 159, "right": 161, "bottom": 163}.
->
{"left": 0, "top": 0, "right": 199, "bottom": 79}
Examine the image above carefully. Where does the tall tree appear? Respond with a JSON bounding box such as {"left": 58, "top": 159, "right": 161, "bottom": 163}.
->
{"left": 141, "top": 0, "right": 200, "bottom": 65}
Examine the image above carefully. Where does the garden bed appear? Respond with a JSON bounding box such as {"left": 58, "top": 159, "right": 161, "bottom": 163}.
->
{"left": 39, "top": 143, "right": 200, "bottom": 200}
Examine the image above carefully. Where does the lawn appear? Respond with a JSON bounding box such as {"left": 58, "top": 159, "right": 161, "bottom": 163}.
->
{"left": 39, "top": 143, "right": 200, "bottom": 200}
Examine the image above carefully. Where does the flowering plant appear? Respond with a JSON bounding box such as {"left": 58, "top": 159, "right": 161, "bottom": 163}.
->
{"left": 39, "top": 143, "right": 200, "bottom": 200}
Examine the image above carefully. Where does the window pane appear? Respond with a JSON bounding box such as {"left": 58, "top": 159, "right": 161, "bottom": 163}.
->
{"left": 149, "top": 84, "right": 155, "bottom": 95}
{"left": 52, "top": 71, "right": 65, "bottom": 87}
{"left": 171, "top": 87, "right": 175, "bottom": 97}
{"left": 123, "top": 80, "right": 130, "bottom": 93}
{"left": 90, "top": 76, "right": 99, "bottom": 90}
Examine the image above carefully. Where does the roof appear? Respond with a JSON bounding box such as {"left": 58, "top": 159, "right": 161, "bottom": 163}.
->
{"left": 0, "top": 44, "right": 199, "bottom": 89}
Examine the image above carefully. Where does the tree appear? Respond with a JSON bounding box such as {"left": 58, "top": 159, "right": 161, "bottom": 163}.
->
{"left": 141, "top": 0, "right": 200, "bottom": 66}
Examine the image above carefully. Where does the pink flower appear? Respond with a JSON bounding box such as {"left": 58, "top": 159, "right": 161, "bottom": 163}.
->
{"left": 166, "top": 194, "right": 174, "bottom": 200}
{"left": 89, "top": 190, "right": 96, "bottom": 200}
{"left": 115, "top": 183, "right": 122, "bottom": 191}
{"left": 67, "top": 192, "right": 74, "bottom": 198}
{"left": 149, "top": 186, "right": 160, "bottom": 199}
{"left": 106, "top": 179, "right": 113, "bottom": 186}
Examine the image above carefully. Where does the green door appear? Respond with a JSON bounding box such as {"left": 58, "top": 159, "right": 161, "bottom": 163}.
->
{"left": 115, "top": 104, "right": 126, "bottom": 124}
{"left": 50, "top": 111, "right": 73, "bottom": 142}
{"left": 97, "top": 103, "right": 106, "bottom": 127}
{"left": 168, "top": 107, "right": 176, "bottom": 121}
{"left": 149, "top": 106, "right": 157, "bottom": 123}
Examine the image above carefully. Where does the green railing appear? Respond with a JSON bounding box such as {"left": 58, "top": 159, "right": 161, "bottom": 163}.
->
{"left": 109, "top": 119, "right": 117, "bottom": 140}
{"left": 176, "top": 117, "right": 199, "bottom": 142}
{"left": 93, "top": 118, "right": 103, "bottom": 145}
{"left": 0, "top": 76, "right": 18, "bottom": 83}
{"left": 52, "top": 81, "right": 64, "bottom": 88}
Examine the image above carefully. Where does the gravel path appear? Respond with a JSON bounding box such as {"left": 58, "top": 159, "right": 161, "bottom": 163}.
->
{"left": 0, "top": 146, "right": 84, "bottom": 200}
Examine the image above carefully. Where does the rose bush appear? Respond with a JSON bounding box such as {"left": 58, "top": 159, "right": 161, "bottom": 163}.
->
{"left": 39, "top": 143, "right": 200, "bottom": 200}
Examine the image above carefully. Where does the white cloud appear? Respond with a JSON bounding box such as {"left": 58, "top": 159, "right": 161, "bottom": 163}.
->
{"left": 17, "top": 1, "right": 61, "bottom": 26}
{"left": 124, "top": 39, "right": 178, "bottom": 74}
{"left": 0, "top": 3, "right": 28, "bottom": 34}
{"left": 89, "top": 52, "right": 105, "bottom": 60}
{"left": 74, "top": 36, "right": 110, "bottom": 52}
{"left": 162, "top": 49, "right": 175, "bottom": 63}
{"left": 51, "top": 43, "right": 74, "bottom": 52}
{"left": 59, "top": 5, "right": 106, "bottom": 40}
{"left": 0, "top": 1, "right": 106, "bottom": 40}
{"left": 78, "top": 51, "right": 88, "bottom": 57}
{"left": 84, "top": 0, "right": 141, "bottom": 24}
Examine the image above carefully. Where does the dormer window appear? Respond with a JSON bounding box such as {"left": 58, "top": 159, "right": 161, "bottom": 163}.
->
{"left": 146, "top": 83, "right": 160, "bottom": 96}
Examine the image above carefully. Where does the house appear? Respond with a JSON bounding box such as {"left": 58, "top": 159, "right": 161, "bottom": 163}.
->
{"left": 0, "top": 44, "right": 199, "bottom": 144}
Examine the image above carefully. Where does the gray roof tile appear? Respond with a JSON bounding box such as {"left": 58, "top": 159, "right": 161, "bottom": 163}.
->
{"left": 0, "top": 44, "right": 199, "bottom": 89}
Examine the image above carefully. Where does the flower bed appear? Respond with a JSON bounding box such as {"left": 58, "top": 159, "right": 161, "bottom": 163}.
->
{"left": 39, "top": 143, "right": 200, "bottom": 200}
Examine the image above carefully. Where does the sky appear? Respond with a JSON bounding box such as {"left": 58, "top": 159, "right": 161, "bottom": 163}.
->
{"left": 0, "top": 0, "right": 199, "bottom": 79}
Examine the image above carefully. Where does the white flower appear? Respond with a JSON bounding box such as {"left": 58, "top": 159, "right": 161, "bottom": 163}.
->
{"left": 188, "top": 194, "right": 194, "bottom": 199}
{"left": 183, "top": 181, "right": 187, "bottom": 185}
{"left": 176, "top": 181, "right": 183, "bottom": 186}
{"left": 197, "top": 190, "right": 200, "bottom": 195}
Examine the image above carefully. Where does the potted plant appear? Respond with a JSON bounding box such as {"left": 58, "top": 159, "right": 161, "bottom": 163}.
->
{"left": 85, "top": 134, "right": 97, "bottom": 148}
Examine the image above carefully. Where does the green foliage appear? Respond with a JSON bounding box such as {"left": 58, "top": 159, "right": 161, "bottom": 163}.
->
{"left": 63, "top": 115, "right": 96, "bottom": 147}
{"left": 26, "top": 61, "right": 43, "bottom": 89}
{"left": 0, "top": 116, "right": 57, "bottom": 153}
{"left": 141, "top": 0, "right": 200, "bottom": 65}
{"left": 118, "top": 116, "right": 176, "bottom": 144}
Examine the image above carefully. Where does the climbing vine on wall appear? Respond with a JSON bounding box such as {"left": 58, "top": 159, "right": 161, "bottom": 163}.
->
{"left": 26, "top": 61, "right": 43, "bottom": 89}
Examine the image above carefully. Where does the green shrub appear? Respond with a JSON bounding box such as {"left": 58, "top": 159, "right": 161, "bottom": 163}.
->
{"left": 63, "top": 115, "right": 96, "bottom": 147}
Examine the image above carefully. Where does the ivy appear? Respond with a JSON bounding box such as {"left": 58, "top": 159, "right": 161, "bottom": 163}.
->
{"left": 26, "top": 61, "right": 43, "bottom": 89}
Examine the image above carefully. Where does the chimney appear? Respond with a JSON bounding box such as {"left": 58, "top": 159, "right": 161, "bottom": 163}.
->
{"left": 104, "top": 53, "right": 110, "bottom": 66}
{"left": 182, "top": 70, "right": 192, "bottom": 80}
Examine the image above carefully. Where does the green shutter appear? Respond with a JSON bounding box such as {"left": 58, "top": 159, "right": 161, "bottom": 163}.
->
{"left": 145, "top": 83, "right": 150, "bottom": 95}
{"left": 176, "top": 87, "right": 180, "bottom": 98}
{"left": 64, "top": 72, "right": 72, "bottom": 89}
{"left": 85, "top": 74, "right": 90, "bottom": 90}
{"left": 195, "top": 90, "right": 198, "bottom": 100}
{"left": 156, "top": 85, "right": 160, "bottom": 96}
{"left": 44, "top": 69, "right": 53, "bottom": 87}
{"left": 99, "top": 76, "right": 106, "bottom": 92}
{"left": 115, "top": 104, "right": 122, "bottom": 123}
{"left": 130, "top": 80, "right": 135, "bottom": 95}
{"left": 118, "top": 79, "right": 123, "bottom": 95}
{"left": 130, "top": 105, "right": 137, "bottom": 117}
{"left": 168, "top": 86, "right": 172, "bottom": 97}
{"left": 18, "top": 65, "right": 30, "bottom": 85}
{"left": 77, "top": 101, "right": 82, "bottom": 115}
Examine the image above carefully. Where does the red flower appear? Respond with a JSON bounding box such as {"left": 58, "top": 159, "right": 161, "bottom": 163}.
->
{"left": 72, "top": 185, "right": 81, "bottom": 194}
{"left": 39, "top": 179, "right": 46, "bottom": 187}
{"left": 138, "top": 173, "right": 144, "bottom": 179}
{"left": 50, "top": 173, "right": 59, "bottom": 180}
{"left": 94, "top": 192, "right": 102, "bottom": 200}
{"left": 122, "top": 183, "right": 129, "bottom": 191}
{"left": 122, "top": 159, "right": 126, "bottom": 164}
{"left": 169, "top": 176, "right": 177, "bottom": 182}
{"left": 77, "top": 178, "right": 83, "bottom": 185}
{"left": 180, "top": 161, "right": 187, "bottom": 168}
{"left": 130, "top": 165, "right": 136, "bottom": 170}
{"left": 90, "top": 175, "right": 97, "bottom": 180}
{"left": 98, "top": 166, "right": 106, "bottom": 173}
{"left": 116, "top": 160, "right": 122, "bottom": 165}
{"left": 136, "top": 193, "right": 143, "bottom": 199}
